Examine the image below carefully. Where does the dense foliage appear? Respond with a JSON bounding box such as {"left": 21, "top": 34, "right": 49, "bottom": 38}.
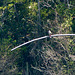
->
{"left": 0, "top": 0, "right": 75, "bottom": 75}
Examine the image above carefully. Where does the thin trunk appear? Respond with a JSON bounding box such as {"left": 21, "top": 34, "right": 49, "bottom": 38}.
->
{"left": 67, "top": 0, "right": 69, "bottom": 8}
{"left": 37, "top": 0, "right": 41, "bottom": 48}
{"left": 38, "top": 0, "right": 41, "bottom": 37}
{"left": 26, "top": 62, "right": 29, "bottom": 75}
{"left": 55, "top": 9, "right": 58, "bottom": 24}
{"left": 38, "top": 0, "right": 41, "bottom": 25}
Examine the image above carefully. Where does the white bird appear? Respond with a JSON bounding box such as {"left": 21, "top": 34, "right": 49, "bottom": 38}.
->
{"left": 48, "top": 30, "right": 52, "bottom": 38}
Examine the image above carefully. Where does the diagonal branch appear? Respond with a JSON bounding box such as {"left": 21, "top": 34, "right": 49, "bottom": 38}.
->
{"left": 11, "top": 34, "right": 75, "bottom": 51}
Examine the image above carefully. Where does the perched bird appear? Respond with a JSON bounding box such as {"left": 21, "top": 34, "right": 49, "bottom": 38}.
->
{"left": 48, "top": 30, "right": 52, "bottom": 38}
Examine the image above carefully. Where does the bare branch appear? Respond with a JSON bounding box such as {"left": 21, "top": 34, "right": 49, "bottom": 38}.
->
{"left": 11, "top": 34, "right": 75, "bottom": 51}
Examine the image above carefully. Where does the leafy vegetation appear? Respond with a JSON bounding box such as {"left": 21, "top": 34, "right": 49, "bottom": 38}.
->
{"left": 0, "top": 0, "right": 75, "bottom": 75}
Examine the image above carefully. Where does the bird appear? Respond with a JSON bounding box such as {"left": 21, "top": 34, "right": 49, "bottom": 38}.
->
{"left": 48, "top": 30, "right": 52, "bottom": 38}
